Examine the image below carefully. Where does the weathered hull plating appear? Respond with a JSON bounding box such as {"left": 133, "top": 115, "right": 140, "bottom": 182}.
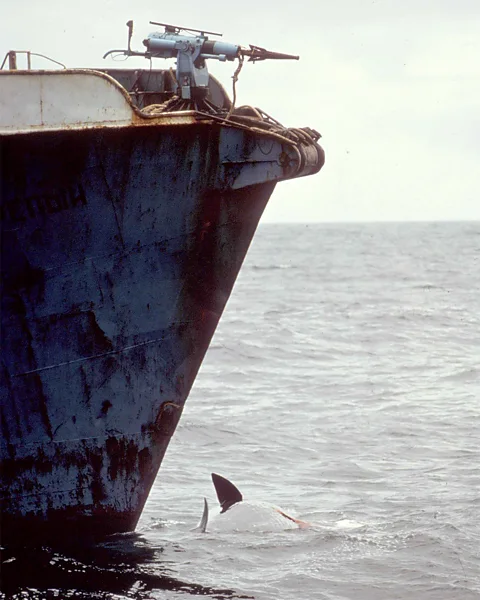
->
{"left": 1, "top": 116, "right": 324, "bottom": 544}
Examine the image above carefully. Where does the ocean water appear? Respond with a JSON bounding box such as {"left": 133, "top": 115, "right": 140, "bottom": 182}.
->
{"left": 2, "top": 222, "right": 479, "bottom": 599}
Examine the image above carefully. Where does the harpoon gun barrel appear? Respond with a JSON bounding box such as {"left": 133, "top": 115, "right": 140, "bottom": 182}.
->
{"left": 241, "top": 45, "right": 299, "bottom": 62}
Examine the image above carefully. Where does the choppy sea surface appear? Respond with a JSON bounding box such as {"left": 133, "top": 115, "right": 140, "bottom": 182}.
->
{"left": 2, "top": 222, "right": 479, "bottom": 599}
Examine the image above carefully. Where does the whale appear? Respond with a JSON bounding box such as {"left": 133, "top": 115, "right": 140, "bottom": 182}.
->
{"left": 193, "top": 473, "right": 309, "bottom": 533}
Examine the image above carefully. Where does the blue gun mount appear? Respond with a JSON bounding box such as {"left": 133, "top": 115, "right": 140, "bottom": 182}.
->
{"left": 104, "top": 21, "right": 299, "bottom": 104}
{"left": 144, "top": 30, "right": 239, "bottom": 101}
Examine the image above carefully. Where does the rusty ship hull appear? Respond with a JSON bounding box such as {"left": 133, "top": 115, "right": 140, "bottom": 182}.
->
{"left": 0, "top": 67, "right": 324, "bottom": 545}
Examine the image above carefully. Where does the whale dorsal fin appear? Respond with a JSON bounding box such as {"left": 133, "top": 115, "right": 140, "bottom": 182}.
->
{"left": 211, "top": 473, "right": 243, "bottom": 513}
{"left": 191, "top": 497, "right": 209, "bottom": 533}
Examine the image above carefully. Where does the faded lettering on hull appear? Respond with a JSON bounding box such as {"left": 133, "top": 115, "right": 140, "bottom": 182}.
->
{"left": 2, "top": 183, "right": 87, "bottom": 224}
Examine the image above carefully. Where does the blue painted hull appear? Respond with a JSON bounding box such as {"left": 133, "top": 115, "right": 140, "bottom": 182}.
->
{"left": 1, "top": 118, "right": 323, "bottom": 544}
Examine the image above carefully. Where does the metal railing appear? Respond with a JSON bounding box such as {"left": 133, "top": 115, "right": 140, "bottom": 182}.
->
{"left": 1, "top": 50, "right": 66, "bottom": 70}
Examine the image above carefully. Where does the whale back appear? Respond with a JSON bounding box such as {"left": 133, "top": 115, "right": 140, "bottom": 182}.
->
{"left": 193, "top": 474, "right": 309, "bottom": 533}
{"left": 208, "top": 500, "right": 299, "bottom": 532}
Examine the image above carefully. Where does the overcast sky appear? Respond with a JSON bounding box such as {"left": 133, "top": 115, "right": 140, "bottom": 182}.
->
{"left": 2, "top": 1, "right": 479, "bottom": 222}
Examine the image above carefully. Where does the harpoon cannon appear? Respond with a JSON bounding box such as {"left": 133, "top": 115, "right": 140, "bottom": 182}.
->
{"left": 104, "top": 20, "right": 299, "bottom": 101}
